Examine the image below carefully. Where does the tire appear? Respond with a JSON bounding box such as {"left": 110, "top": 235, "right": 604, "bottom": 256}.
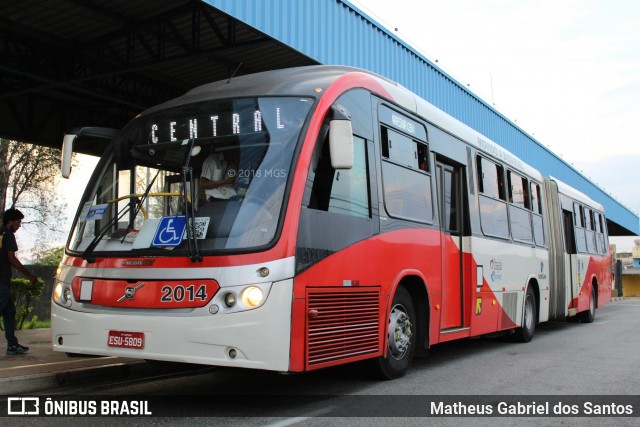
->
{"left": 514, "top": 286, "right": 536, "bottom": 343}
{"left": 580, "top": 286, "right": 596, "bottom": 323}
{"left": 372, "top": 286, "right": 416, "bottom": 380}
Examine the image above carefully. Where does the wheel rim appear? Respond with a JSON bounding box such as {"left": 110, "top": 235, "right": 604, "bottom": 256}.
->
{"left": 524, "top": 294, "right": 534, "bottom": 331}
{"left": 388, "top": 303, "right": 413, "bottom": 360}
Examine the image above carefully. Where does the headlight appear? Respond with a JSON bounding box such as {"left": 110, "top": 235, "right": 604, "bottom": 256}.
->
{"left": 241, "top": 286, "right": 263, "bottom": 307}
{"left": 53, "top": 282, "right": 73, "bottom": 307}
{"left": 208, "top": 283, "right": 271, "bottom": 315}
{"left": 53, "top": 282, "right": 63, "bottom": 301}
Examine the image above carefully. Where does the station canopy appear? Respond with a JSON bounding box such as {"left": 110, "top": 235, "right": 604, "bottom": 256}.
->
{"left": 2, "top": 0, "right": 637, "bottom": 236}
{"left": 0, "top": 0, "right": 316, "bottom": 152}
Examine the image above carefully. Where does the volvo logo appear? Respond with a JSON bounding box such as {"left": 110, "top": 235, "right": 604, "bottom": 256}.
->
{"left": 117, "top": 283, "right": 145, "bottom": 302}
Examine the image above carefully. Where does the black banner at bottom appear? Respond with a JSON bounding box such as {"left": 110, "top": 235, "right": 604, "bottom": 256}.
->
{"left": 1, "top": 395, "right": 638, "bottom": 417}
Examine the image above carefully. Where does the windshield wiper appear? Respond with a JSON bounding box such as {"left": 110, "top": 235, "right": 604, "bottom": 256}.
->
{"left": 181, "top": 139, "right": 202, "bottom": 262}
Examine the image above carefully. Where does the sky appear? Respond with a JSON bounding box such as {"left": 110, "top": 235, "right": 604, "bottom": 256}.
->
{"left": 16, "top": 0, "right": 640, "bottom": 256}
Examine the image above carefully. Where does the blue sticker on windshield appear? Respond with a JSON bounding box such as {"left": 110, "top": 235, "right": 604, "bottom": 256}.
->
{"left": 152, "top": 216, "right": 186, "bottom": 247}
{"left": 85, "top": 204, "right": 108, "bottom": 221}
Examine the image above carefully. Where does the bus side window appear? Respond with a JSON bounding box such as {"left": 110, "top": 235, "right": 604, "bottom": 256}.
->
{"left": 476, "top": 155, "right": 509, "bottom": 239}
{"left": 507, "top": 170, "right": 532, "bottom": 243}
{"left": 507, "top": 170, "right": 528, "bottom": 208}
{"left": 573, "top": 203, "right": 587, "bottom": 253}
{"left": 477, "top": 156, "right": 505, "bottom": 201}
{"left": 585, "top": 208, "right": 597, "bottom": 254}
{"left": 595, "top": 212, "right": 605, "bottom": 254}
{"left": 563, "top": 209, "right": 577, "bottom": 254}
{"left": 530, "top": 182, "right": 545, "bottom": 246}
{"left": 417, "top": 143, "right": 429, "bottom": 172}
{"left": 530, "top": 182, "right": 542, "bottom": 214}
{"left": 308, "top": 133, "right": 370, "bottom": 218}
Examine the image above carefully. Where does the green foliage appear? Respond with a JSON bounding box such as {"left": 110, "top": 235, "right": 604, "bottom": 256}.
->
{"left": 7, "top": 277, "right": 46, "bottom": 330}
{"left": 22, "top": 315, "right": 41, "bottom": 329}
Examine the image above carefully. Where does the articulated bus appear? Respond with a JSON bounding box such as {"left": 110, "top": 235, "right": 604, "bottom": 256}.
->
{"left": 53, "top": 66, "right": 611, "bottom": 379}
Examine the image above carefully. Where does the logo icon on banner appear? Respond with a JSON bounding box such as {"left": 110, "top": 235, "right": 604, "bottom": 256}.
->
{"left": 8, "top": 397, "right": 40, "bottom": 415}
{"left": 152, "top": 216, "right": 186, "bottom": 247}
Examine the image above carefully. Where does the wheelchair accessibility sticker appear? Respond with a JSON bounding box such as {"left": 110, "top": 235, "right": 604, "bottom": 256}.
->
{"left": 152, "top": 216, "right": 186, "bottom": 247}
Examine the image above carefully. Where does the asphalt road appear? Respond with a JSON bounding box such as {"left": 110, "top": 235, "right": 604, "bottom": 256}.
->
{"left": 6, "top": 299, "right": 640, "bottom": 426}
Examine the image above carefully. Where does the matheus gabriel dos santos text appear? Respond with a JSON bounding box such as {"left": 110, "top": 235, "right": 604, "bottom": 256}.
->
{"left": 431, "top": 401, "right": 634, "bottom": 416}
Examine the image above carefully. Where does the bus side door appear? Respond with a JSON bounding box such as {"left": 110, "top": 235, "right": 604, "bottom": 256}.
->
{"left": 436, "top": 159, "right": 464, "bottom": 329}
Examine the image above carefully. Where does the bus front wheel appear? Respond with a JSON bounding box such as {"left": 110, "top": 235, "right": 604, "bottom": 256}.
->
{"left": 372, "top": 286, "right": 416, "bottom": 380}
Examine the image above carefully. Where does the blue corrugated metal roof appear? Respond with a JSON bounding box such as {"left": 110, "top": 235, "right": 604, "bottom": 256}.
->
{"left": 207, "top": 0, "right": 638, "bottom": 234}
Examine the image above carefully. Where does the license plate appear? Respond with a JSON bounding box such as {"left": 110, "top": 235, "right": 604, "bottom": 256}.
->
{"left": 107, "top": 330, "right": 145, "bottom": 349}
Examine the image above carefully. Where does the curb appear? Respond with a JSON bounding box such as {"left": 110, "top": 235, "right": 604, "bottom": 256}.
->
{"left": 1, "top": 359, "right": 216, "bottom": 394}
{"left": 611, "top": 296, "right": 640, "bottom": 301}
{"left": 0, "top": 360, "right": 147, "bottom": 394}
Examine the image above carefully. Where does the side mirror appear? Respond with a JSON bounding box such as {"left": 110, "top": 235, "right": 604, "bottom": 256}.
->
{"left": 329, "top": 105, "right": 354, "bottom": 169}
{"left": 61, "top": 133, "right": 77, "bottom": 179}
{"left": 60, "top": 127, "right": 118, "bottom": 178}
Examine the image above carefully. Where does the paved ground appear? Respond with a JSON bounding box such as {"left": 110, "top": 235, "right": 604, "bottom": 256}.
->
{"left": 0, "top": 296, "right": 633, "bottom": 396}
{"left": 0, "top": 328, "right": 140, "bottom": 394}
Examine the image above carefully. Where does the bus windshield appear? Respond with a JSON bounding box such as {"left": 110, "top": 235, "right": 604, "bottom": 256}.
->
{"left": 67, "top": 97, "right": 313, "bottom": 256}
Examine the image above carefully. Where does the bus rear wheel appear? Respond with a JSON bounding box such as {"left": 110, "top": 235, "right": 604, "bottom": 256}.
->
{"left": 372, "top": 286, "right": 416, "bottom": 380}
{"left": 580, "top": 286, "right": 596, "bottom": 323}
{"left": 514, "top": 286, "right": 536, "bottom": 343}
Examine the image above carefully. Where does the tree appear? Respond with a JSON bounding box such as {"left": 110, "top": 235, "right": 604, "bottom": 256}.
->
{"left": 33, "top": 246, "right": 65, "bottom": 266}
{"left": 0, "top": 139, "right": 68, "bottom": 253}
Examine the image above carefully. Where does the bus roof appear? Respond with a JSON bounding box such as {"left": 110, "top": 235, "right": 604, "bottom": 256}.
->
{"left": 551, "top": 176, "right": 604, "bottom": 212}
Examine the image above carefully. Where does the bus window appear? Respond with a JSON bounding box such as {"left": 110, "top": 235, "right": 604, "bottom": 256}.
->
{"left": 381, "top": 161, "right": 433, "bottom": 223}
{"left": 380, "top": 119, "right": 432, "bottom": 223}
{"left": 596, "top": 213, "right": 607, "bottom": 254}
{"left": 382, "top": 126, "right": 418, "bottom": 169}
{"left": 530, "top": 182, "right": 545, "bottom": 246}
{"left": 508, "top": 170, "right": 530, "bottom": 209}
{"left": 530, "top": 182, "right": 542, "bottom": 214}
{"left": 417, "top": 143, "right": 429, "bottom": 172}
{"left": 309, "top": 134, "right": 370, "bottom": 218}
{"left": 574, "top": 203, "right": 587, "bottom": 253}
{"left": 563, "top": 210, "right": 577, "bottom": 254}
{"left": 585, "top": 208, "right": 596, "bottom": 254}
{"left": 477, "top": 156, "right": 506, "bottom": 201}
{"left": 328, "top": 136, "right": 370, "bottom": 218}
{"left": 507, "top": 170, "right": 532, "bottom": 243}
{"left": 477, "top": 156, "right": 509, "bottom": 239}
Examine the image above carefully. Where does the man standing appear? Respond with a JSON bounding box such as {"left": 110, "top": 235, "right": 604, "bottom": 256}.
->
{"left": 1, "top": 208, "right": 38, "bottom": 355}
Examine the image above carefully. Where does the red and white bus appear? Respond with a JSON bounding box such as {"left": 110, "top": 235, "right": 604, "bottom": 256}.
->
{"left": 53, "top": 66, "right": 611, "bottom": 379}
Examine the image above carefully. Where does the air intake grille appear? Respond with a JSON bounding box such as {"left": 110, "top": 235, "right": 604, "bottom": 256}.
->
{"left": 306, "top": 288, "right": 381, "bottom": 368}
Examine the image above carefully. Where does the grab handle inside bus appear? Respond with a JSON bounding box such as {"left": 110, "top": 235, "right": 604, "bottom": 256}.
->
{"left": 329, "top": 104, "right": 354, "bottom": 169}
{"left": 61, "top": 133, "right": 76, "bottom": 179}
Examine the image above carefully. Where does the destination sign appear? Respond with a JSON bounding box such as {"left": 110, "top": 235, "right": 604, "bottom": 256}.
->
{"left": 379, "top": 105, "right": 427, "bottom": 141}
{"left": 138, "top": 97, "right": 312, "bottom": 144}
